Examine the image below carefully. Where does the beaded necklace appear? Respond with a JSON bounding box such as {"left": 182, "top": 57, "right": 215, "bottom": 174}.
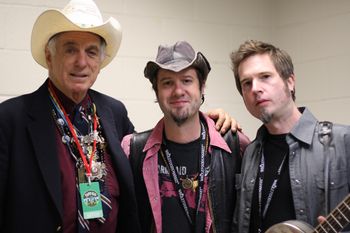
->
{"left": 48, "top": 82, "right": 107, "bottom": 182}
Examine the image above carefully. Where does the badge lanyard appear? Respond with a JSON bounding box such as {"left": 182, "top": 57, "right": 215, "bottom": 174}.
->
{"left": 160, "top": 121, "right": 208, "bottom": 225}
{"left": 48, "top": 81, "right": 97, "bottom": 183}
{"left": 49, "top": 82, "right": 105, "bottom": 220}
{"left": 257, "top": 151, "right": 287, "bottom": 233}
{"left": 49, "top": 82, "right": 108, "bottom": 221}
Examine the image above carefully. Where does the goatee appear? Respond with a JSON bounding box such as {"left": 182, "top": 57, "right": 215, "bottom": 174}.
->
{"left": 171, "top": 114, "right": 188, "bottom": 127}
{"left": 260, "top": 109, "right": 272, "bottom": 124}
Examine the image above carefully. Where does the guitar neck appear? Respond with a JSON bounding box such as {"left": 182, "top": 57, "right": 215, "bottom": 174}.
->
{"left": 314, "top": 194, "right": 350, "bottom": 233}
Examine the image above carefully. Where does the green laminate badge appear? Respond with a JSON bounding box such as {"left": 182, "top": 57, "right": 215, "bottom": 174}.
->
{"left": 79, "top": 182, "right": 103, "bottom": 219}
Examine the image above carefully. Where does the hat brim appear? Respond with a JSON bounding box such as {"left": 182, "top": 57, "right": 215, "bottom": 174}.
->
{"left": 144, "top": 52, "right": 211, "bottom": 82}
{"left": 31, "top": 9, "right": 122, "bottom": 69}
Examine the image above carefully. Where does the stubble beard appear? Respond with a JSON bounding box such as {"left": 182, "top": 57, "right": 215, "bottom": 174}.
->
{"left": 259, "top": 82, "right": 292, "bottom": 124}
{"left": 170, "top": 100, "right": 201, "bottom": 127}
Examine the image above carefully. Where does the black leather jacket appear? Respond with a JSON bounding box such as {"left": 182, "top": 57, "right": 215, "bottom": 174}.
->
{"left": 124, "top": 115, "right": 249, "bottom": 233}
{"left": 207, "top": 131, "right": 242, "bottom": 233}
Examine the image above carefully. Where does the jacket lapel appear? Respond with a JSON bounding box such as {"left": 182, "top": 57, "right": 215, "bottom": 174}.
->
{"left": 90, "top": 92, "right": 136, "bottom": 192}
{"left": 27, "top": 83, "right": 63, "bottom": 218}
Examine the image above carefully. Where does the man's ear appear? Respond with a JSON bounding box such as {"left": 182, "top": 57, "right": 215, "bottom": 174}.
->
{"left": 200, "top": 82, "right": 206, "bottom": 104}
{"left": 201, "top": 82, "right": 206, "bottom": 93}
{"left": 287, "top": 74, "right": 295, "bottom": 92}
{"left": 45, "top": 46, "right": 52, "bottom": 67}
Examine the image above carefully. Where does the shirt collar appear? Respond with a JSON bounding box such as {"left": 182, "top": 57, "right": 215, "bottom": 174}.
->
{"left": 254, "top": 107, "right": 318, "bottom": 146}
{"left": 49, "top": 80, "right": 91, "bottom": 121}
{"left": 144, "top": 111, "right": 231, "bottom": 153}
{"left": 288, "top": 107, "right": 318, "bottom": 145}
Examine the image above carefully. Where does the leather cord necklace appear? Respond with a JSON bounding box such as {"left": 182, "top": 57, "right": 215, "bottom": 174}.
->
{"left": 160, "top": 121, "right": 208, "bottom": 226}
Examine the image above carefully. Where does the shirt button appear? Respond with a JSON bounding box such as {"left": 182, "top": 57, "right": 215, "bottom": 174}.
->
{"left": 250, "top": 178, "right": 255, "bottom": 183}
{"left": 245, "top": 207, "right": 250, "bottom": 212}
{"left": 56, "top": 226, "right": 62, "bottom": 231}
{"left": 295, "top": 179, "right": 300, "bottom": 184}
{"left": 299, "top": 209, "right": 304, "bottom": 213}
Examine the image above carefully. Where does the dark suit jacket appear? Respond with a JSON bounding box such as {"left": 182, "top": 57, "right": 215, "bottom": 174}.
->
{"left": 0, "top": 80, "right": 141, "bottom": 233}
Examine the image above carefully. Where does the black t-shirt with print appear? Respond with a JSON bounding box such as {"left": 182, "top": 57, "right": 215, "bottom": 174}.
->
{"left": 158, "top": 137, "right": 210, "bottom": 233}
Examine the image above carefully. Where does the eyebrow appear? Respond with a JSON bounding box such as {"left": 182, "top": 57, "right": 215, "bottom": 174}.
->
{"left": 259, "top": 71, "right": 272, "bottom": 76}
{"left": 62, "top": 41, "right": 77, "bottom": 47}
{"left": 62, "top": 41, "right": 100, "bottom": 51}
{"left": 241, "top": 71, "right": 272, "bottom": 79}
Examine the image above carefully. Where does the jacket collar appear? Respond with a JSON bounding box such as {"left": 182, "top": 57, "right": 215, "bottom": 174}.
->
{"left": 144, "top": 112, "right": 231, "bottom": 155}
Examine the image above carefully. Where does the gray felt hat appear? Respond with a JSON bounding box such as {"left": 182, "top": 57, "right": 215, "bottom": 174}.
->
{"left": 144, "top": 41, "right": 211, "bottom": 82}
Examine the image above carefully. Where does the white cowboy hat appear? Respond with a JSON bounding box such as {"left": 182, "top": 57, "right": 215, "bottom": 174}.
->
{"left": 31, "top": 0, "right": 122, "bottom": 69}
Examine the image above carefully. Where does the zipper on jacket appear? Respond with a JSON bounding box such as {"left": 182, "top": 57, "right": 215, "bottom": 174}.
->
{"left": 208, "top": 188, "right": 217, "bottom": 233}
{"left": 150, "top": 219, "right": 155, "bottom": 233}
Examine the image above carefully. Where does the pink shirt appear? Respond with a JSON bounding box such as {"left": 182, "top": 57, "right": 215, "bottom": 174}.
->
{"left": 121, "top": 113, "right": 250, "bottom": 233}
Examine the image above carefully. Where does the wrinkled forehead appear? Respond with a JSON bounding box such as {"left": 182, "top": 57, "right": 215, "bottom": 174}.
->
{"left": 49, "top": 31, "right": 105, "bottom": 46}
